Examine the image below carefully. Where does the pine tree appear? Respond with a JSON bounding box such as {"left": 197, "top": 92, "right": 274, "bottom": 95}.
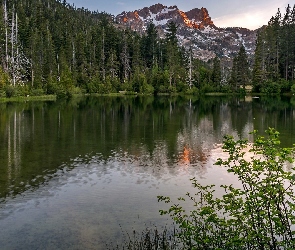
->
{"left": 120, "top": 30, "right": 131, "bottom": 82}
{"left": 236, "top": 45, "right": 249, "bottom": 90}
{"left": 266, "top": 10, "right": 281, "bottom": 80}
{"left": 106, "top": 49, "right": 119, "bottom": 79}
{"left": 187, "top": 46, "right": 193, "bottom": 89}
{"left": 252, "top": 30, "right": 267, "bottom": 91}
{"left": 165, "top": 22, "right": 180, "bottom": 88}
{"left": 230, "top": 56, "right": 238, "bottom": 91}
{"left": 281, "top": 5, "right": 291, "bottom": 80}
{"left": 0, "top": 0, "right": 221, "bottom": 95}
{"left": 100, "top": 27, "right": 106, "bottom": 82}
{"left": 212, "top": 56, "right": 221, "bottom": 90}
{"left": 141, "top": 22, "right": 158, "bottom": 68}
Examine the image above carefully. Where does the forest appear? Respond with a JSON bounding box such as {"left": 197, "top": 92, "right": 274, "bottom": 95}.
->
{"left": 0, "top": 0, "right": 294, "bottom": 98}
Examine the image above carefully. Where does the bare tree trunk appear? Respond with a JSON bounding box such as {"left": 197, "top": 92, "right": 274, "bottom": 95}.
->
{"left": 11, "top": 9, "right": 15, "bottom": 86}
{"left": 110, "top": 53, "right": 116, "bottom": 78}
{"left": 4, "top": 0, "right": 8, "bottom": 72}
{"left": 57, "top": 54, "right": 60, "bottom": 82}
{"left": 188, "top": 47, "right": 193, "bottom": 89}
{"left": 31, "top": 67, "right": 34, "bottom": 87}
{"left": 276, "top": 41, "right": 279, "bottom": 77}
{"left": 16, "top": 12, "right": 18, "bottom": 63}
{"left": 121, "top": 32, "right": 130, "bottom": 82}
{"left": 101, "top": 28, "right": 105, "bottom": 81}
{"left": 72, "top": 41, "right": 75, "bottom": 70}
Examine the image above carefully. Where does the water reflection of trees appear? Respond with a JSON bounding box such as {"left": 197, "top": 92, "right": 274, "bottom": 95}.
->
{"left": 0, "top": 96, "right": 295, "bottom": 199}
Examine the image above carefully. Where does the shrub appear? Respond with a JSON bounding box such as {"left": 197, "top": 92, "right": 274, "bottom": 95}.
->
{"left": 200, "top": 83, "right": 215, "bottom": 93}
{"left": 139, "top": 83, "right": 154, "bottom": 95}
{"left": 158, "top": 128, "right": 295, "bottom": 249}
{"left": 185, "top": 86, "right": 199, "bottom": 95}
{"left": 5, "top": 85, "right": 17, "bottom": 98}
{"left": 30, "top": 88, "right": 45, "bottom": 96}
{"left": 158, "top": 85, "right": 168, "bottom": 94}
{"left": 260, "top": 80, "right": 281, "bottom": 94}
{"left": 167, "top": 86, "right": 177, "bottom": 94}
{"left": 220, "top": 84, "right": 233, "bottom": 93}
{"left": 278, "top": 78, "right": 291, "bottom": 93}
{"left": 70, "top": 86, "right": 83, "bottom": 95}
{"left": 55, "top": 85, "right": 72, "bottom": 99}
{"left": 121, "top": 81, "right": 133, "bottom": 92}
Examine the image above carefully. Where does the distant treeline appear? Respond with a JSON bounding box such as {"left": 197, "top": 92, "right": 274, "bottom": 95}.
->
{"left": 252, "top": 4, "right": 295, "bottom": 94}
{"left": 0, "top": 0, "right": 294, "bottom": 97}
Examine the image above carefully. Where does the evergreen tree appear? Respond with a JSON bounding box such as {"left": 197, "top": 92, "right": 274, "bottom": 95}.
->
{"left": 106, "top": 49, "right": 119, "bottom": 79}
{"left": 230, "top": 56, "right": 238, "bottom": 91}
{"left": 212, "top": 56, "right": 221, "bottom": 90}
{"left": 120, "top": 30, "right": 131, "bottom": 83}
{"left": 141, "top": 23, "right": 158, "bottom": 68}
{"left": 235, "top": 45, "right": 250, "bottom": 90}
{"left": 165, "top": 22, "right": 180, "bottom": 88}
{"left": 252, "top": 31, "right": 266, "bottom": 91}
{"left": 251, "top": 4, "right": 295, "bottom": 92}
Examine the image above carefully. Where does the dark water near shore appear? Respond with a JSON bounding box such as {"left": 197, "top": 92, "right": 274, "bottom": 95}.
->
{"left": 0, "top": 95, "right": 295, "bottom": 249}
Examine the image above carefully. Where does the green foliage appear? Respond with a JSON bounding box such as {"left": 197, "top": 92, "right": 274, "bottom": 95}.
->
{"left": 0, "top": 68, "right": 10, "bottom": 91}
{"left": 5, "top": 85, "right": 17, "bottom": 98}
{"left": 212, "top": 56, "right": 222, "bottom": 88}
{"left": 158, "top": 85, "right": 168, "bottom": 94}
{"left": 139, "top": 82, "right": 154, "bottom": 95}
{"left": 252, "top": 4, "right": 295, "bottom": 88}
{"left": 220, "top": 84, "right": 234, "bottom": 93}
{"left": 165, "top": 22, "right": 178, "bottom": 46}
{"left": 0, "top": 0, "right": 229, "bottom": 97}
{"left": 185, "top": 86, "right": 199, "bottom": 95}
{"left": 30, "top": 88, "right": 45, "bottom": 96}
{"left": 1, "top": 1, "right": 294, "bottom": 97}
{"left": 200, "top": 83, "right": 215, "bottom": 93}
{"left": 167, "top": 86, "right": 177, "bottom": 94}
{"left": 121, "top": 81, "right": 133, "bottom": 92}
{"left": 97, "top": 78, "right": 114, "bottom": 94}
{"left": 260, "top": 80, "right": 281, "bottom": 94}
{"left": 278, "top": 78, "right": 292, "bottom": 93}
{"left": 55, "top": 84, "right": 72, "bottom": 99}
{"left": 230, "top": 45, "right": 250, "bottom": 92}
{"left": 5, "top": 85, "right": 30, "bottom": 98}
{"left": 158, "top": 128, "right": 295, "bottom": 249}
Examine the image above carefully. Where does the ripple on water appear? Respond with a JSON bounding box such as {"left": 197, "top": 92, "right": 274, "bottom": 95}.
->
{"left": 0, "top": 146, "right": 234, "bottom": 249}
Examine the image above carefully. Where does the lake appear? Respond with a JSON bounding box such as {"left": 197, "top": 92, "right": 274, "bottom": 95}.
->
{"left": 0, "top": 95, "right": 295, "bottom": 249}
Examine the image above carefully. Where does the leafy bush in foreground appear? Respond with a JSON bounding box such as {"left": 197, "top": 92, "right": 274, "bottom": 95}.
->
{"left": 158, "top": 128, "right": 295, "bottom": 249}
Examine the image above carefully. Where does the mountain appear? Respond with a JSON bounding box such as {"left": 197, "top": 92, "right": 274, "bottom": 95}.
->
{"left": 115, "top": 4, "right": 214, "bottom": 30}
{"left": 115, "top": 3, "right": 257, "bottom": 62}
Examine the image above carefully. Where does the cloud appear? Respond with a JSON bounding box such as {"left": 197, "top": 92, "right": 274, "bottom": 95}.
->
{"left": 116, "top": 2, "right": 125, "bottom": 6}
{"left": 212, "top": 2, "right": 293, "bottom": 30}
{"left": 213, "top": 11, "right": 267, "bottom": 29}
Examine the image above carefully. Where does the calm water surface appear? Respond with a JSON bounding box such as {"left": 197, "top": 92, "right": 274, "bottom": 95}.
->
{"left": 0, "top": 95, "right": 295, "bottom": 249}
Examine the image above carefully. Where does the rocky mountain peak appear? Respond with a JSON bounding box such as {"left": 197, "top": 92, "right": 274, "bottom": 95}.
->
{"left": 115, "top": 3, "right": 257, "bottom": 63}
{"left": 115, "top": 3, "right": 215, "bottom": 31}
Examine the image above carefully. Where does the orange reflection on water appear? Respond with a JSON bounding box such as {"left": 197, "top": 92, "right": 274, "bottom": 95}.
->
{"left": 182, "top": 146, "right": 190, "bottom": 164}
{"left": 179, "top": 145, "right": 209, "bottom": 166}
{"left": 179, "top": 146, "right": 192, "bottom": 167}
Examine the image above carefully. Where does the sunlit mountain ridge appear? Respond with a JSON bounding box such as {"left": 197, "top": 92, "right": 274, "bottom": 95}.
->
{"left": 115, "top": 3, "right": 257, "bottom": 62}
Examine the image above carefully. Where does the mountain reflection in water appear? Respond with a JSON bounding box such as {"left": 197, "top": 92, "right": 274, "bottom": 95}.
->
{"left": 0, "top": 95, "right": 295, "bottom": 249}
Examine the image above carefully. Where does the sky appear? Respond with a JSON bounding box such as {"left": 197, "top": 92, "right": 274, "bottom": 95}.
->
{"left": 66, "top": 0, "right": 293, "bottom": 30}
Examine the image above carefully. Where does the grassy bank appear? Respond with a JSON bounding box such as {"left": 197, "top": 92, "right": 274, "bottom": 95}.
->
{"left": 0, "top": 95, "right": 56, "bottom": 103}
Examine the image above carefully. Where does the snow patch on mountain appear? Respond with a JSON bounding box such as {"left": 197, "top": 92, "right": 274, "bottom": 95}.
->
{"left": 115, "top": 4, "right": 257, "bottom": 62}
